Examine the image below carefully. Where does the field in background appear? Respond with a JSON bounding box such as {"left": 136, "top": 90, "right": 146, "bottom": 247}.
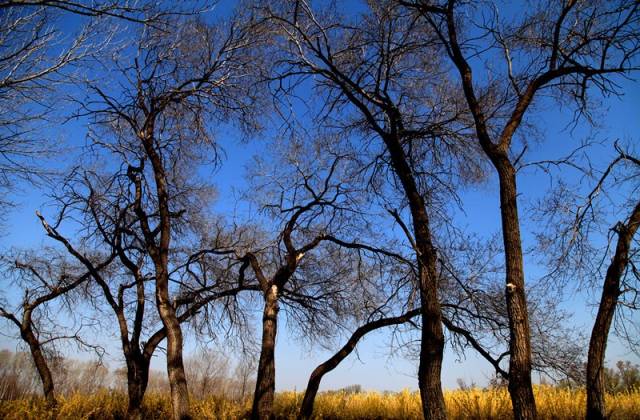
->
{"left": 1, "top": 385, "right": 639, "bottom": 419}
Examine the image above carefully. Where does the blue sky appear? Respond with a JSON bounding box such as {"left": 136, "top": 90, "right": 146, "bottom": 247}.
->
{"left": 1, "top": 0, "right": 639, "bottom": 393}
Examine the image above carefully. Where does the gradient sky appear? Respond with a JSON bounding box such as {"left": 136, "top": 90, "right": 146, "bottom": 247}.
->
{"left": 1, "top": 0, "right": 639, "bottom": 393}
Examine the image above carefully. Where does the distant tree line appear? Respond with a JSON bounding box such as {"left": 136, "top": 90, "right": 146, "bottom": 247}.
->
{"left": 0, "top": 349, "right": 256, "bottom": 402}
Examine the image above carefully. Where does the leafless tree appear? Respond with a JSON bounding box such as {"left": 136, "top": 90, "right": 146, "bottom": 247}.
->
{"left": 243, "top": 156, "right": 358, "bottom": 419}
{"left": 438, "top": 230, "right": 588, "bottom": 386}
{"left": 185, "top": 348, "right": 231, "bottom": 399}
{"left": 296, "top": 226, "right": 586, "bottom": 419}
{"left": 0, "top": 246, "right": 112, "bottom": 405}
{"left": 66, "top": 11, "right": 268, "bottom": 418}
{"left": 233, "top": 354, "right": 257, "bottom": 402}
{"left": 585, "top": 148, "right": 640, "bottom": 419}
{"left": 534, "top": 142, "right": 640, "bottom": 419}
{"left": 398, "top": 1, "right": 640, "bottom": 418}
{"left": 261, "top": 2, "right": 490, "bottom": 417}
{"left": 0, "top": 5, "right": 93, "bottom": 207}
{"left": 0, "top": 0, "right": 203, "bottom": 212}
{"left": 0, "top": 1, "right": 197, "bottom": 25}
{"left": 38, "top": 166, "right": 262, "bottom": 419}
{"left": 240, "top": 135, "right": 420, "bottom": 419}
{"left": 298, "top": 307, "right": 421, "bottom": 420}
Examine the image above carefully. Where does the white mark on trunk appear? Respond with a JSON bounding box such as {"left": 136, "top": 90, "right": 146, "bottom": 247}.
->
{"left": 269, "top": 284, "right": 278, "bottom": 299}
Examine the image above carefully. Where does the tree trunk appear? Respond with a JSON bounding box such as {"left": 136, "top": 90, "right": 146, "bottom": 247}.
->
{"left": 156, "top": 285, "right": 191, "bottom": 420}
{"left": 298, "top": 309, "right": 420, "bottom": 419}
{"left": 382, "top": 133, "right": 447, "bottom": 420}
{"left": 586, "top": 201, "right": 640, "bottom": 420}
{"left": 153, "top": 263, "right": 190, "bottom": 420}
{"left": 125, "top": 354, "right": 151, "bottom": 420}
{"left": 417, "top": 264, "right": 447, "bottom": 420}
{"left": 252, "top": 285, "right": 279, "bottom": 420}
{"left": 21, "top": 326, "right": 56, "bottom": 406}
{"left": 495, "top": 161, "right": 536, "bottom": 420}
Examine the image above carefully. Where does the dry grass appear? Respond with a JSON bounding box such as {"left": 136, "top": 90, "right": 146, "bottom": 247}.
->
{"left": 1, "top": 385, "right": 638, "bottom": 419}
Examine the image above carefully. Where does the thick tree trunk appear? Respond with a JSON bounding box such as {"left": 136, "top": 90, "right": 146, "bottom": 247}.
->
{"left": 21, "top": 327, "right": 56, "bottom": 406}
{"left": 252, "top": 285, "right": 279, "bottom": 420}
{"left": 495, "top": 162, "right": 536, "bottom": 420}
{"left": 154, "top": 265, "right": 190, "bottom": 420}
{"left": 135, "top": 117, "right": 191, "bottom": 420}
{"left": 417, "top": 267, "right": 446, "bottom": 420}
{"left": 125, "top": 354, "right": 151, "bottom": 420}
{"left": 586, "top": 285, "right": 617, "bottom": 420}
{"left": 156, "top": 284, "right": 191, "bottom": 420}
{"left": 383, "top": 133, "right": 446, "bottom": 420}
{"left": 586, "top": 202, "right": 640, "bottom": 420}
{"left": 298, "top": 309, "right": 420, "bottom": 419}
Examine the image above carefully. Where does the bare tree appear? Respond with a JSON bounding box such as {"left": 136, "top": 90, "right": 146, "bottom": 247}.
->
{"left": 537, "top": 144, "right": 640, "bottom": 419}
{"left": 68, "top": 11, "right": 267, "bottom": 418}
{"left": 0, "top": 246, "right": 112, "bottom": 405}
{"left": 398, "top": 1, "right": 640, "bottom": 417}
{"left": 0, "top": 0, "right": 201, "bottom": 212}
{"left": 240, "top": 136, "right": 419, "bottom": 419}
{"left": 296, "top": 229, "right": 587, "bottom": 419}
{"left": 243, "top": 154, "right": 356, "bottom": 420}
{"left": 233, "top": 354, "right": 257, "bottom": 402}
{"left": 185, "top": 349, "right": 231, "bottom": 399}
{"left": 38, "top": 167, "right": 263, "bottom": 419}
{"left": 585, "top": 149, "right": 640, "bottom": 419}
{"left": 261, "top": 2, "right": 489, "bottom": 417}
{"left": 0, "top": 1, "right": 196, "bottom": 25}
{"left": 0, "top": 5, "right": 94, "bottom": 207}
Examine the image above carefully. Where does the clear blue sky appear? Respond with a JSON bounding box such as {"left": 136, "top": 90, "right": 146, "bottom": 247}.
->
{"left": 1, "top": 0, "right": 639, "bottom": 393}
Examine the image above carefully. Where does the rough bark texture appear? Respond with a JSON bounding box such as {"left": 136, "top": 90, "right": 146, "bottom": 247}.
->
{"left": 21, "top": 324, "right": 56, "bottom": 406}
{"left": 124, "top": 353, "right": 150, "bottom": 420}
{"left": 156, "top": 273, "right": 191, "bottom": 420}
{"left": 383, "top": 134, "right": 446, "bottom": 420}
{"left": 423, "top": 5, "right": 539, "bottom": 417}
{"left": 137, "top": 121, "right": 191, "bottom": 420}
{"left": 495, "top": 161, "right": 537, "bottom": 420}
{"left": 417, "top": 264, "right": 446, "bottom": 420}
{"left": 586, "top": 201, "right": 640, "bottom": 420}
{"left": 298, "top": 309, "right": 421, "bottom": 419}
{"left": 251, "top": 285, "right": 279, "bottom": 420}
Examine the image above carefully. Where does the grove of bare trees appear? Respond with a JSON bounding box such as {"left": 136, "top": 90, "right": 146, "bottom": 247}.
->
{"left": 0, "top": 1, "right": 638, "bottom": 420}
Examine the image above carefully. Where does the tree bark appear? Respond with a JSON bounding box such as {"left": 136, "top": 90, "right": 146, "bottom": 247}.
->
{"left": 586, "top": 201, "right": 640, "bottom": 420}
{"left": 21, "top": 325, "right": 56, "bottom": 406}
{"left": 137, "top": 120, "right": 191, "bottom": 420}
{"left": 298, "top": 309, "right": 421, "bottom": 419}
{"left": 495, "top": 161, "right": 537, "bottom": 420}
{"left": 417, "top": 265, "right": 446, "bottom": 420}
{"left": 251, "top": 285, "right": 279, "bottom": 420}
{"left": 125, "top": 353, "right": 151, "bottom": 420}
{"left": 423, "top": 5, "right": 538, "bottom": 417}
{"left": 383, "top": 133, "right": 447, "bottom": 420}
{"left": 156, "top": 275, "right": 191, "bottom": 420}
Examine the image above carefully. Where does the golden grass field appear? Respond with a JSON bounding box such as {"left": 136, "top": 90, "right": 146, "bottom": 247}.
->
{"left": 1, "top": 385, "right": 639, "bottom": 419}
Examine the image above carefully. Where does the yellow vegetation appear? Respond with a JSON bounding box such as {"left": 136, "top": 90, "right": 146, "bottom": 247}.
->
{"left": 1, "top": 385, "right": 639, "bottom": 419}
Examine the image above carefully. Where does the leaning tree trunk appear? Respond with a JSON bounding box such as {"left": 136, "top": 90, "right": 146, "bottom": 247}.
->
{"left": 586, "top": 201, "right": 640, "bottom": 420}
{"left": 251, "top": 285, "right": 279, "bottom": 420}
{"left": 21, "top": 325, "right": 56, "bottom": 406}
{"left": 298, "top": 309, "right": 420, "bottom": 419}
{"left": 495, "top": 162, "right": 536, "bottom": 420}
